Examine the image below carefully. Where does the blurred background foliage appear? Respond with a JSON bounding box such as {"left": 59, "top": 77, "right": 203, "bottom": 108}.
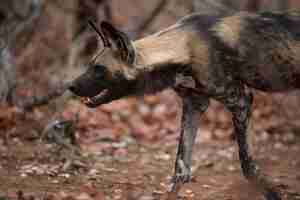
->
{"left": 1, "top": 0, "right": 300, "bottom": 143}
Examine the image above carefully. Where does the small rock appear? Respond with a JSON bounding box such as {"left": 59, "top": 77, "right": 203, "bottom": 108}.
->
{"left": 113, "top": 195, "right": 122, "bottom": 200}
{"left": 274, "top": 142, "right": 285, "bottom": 150}
{"left": 102, "top": 167, "right": 117, "bottom": 172}
{"left": 185, "top": 189, "right": 193, "bottom": 194}
{"left": 113, "top": 148, "right": 128, "bottom": 158}
{"left": 259, "top": 131, "right": 270, "bottom": 141}
{"left": 153, "top": 104, "right": 167, "bottom": 119}
{"left": 59, "top": 173, "right": 71, "bottom": 178}
{"left": 114, "top": 189, "right": 122, "bottom": 193}
{"left": 139, "top": 196, "right": 155, "bottom": 200}
{"left": 87, "top": 169, "right": 98, "bottom": 176}
{"left": 77, "top": 193, "right": 92, "bottom": 200}
{"left": 138, "top": 104, "right": 151, "bottom": 117}
{"left": 227, "top": 165, "right": 237, "bottom": 172}
{"left": 217, "top": 149, "right": 233, "bottom": 160}
{"left": 282, "top": 133, "right": 295, "bottom": 144}
{"left": 154, "top": 152, "right": 171, "bottom": 161}
{"left": 111, "top": 141, "right": 127, "bottom": 148}
{"left": 270, "top": 155, "right": 279, "bottom": 161}
{"left": 153, "top": 190, "right": 164, "bottom": 195}
{"left": 214, "top": 129, "right": 230, "bottom": 140}
{"left": 52, "top": 179, "right": 59, "bottom": 184}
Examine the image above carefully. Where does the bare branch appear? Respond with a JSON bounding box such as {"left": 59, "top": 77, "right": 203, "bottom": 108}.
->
{"left": 103, "top": 0, "right": 112, "bottom": 22}
{"left": 133, "top": 0, "right": 168, "bottom": 37}
{"left": 192, "top": 0, "right": 236, "bottom": 15}
{"left": 19, "top": 82, "right": 72, "bottom": 111}
{"left": 242, "top": 0, "right": 261, "bottom": 12}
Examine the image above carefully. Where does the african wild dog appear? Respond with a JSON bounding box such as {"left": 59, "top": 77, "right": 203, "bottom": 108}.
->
{"left": 69, "top": 11, "right": 300, "bottom": 200}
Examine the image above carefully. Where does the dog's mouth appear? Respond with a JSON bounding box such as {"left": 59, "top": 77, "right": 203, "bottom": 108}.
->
{"left": 72, "top": 79, "right": 134, "bottom": 108}
{"left": 80, "top": 89, "right": 110, "bottom": 106}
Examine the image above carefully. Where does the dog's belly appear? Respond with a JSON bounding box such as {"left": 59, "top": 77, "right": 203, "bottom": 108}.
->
{"left": 238, "top": 64, "right": 300, "bottom": 92}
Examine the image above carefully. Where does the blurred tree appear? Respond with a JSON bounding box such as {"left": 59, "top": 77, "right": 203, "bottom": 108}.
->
{"left": 64, "top": 0, "right": 112, "bottom": 69}
{"left": 261, "top": 0, "right": 289, "bottom": 11}
{"left": 191, "top": 0, "right": 290, "bottom": 15}
{"left": 191, "top": 0, "right": 262, "bottom": 15}
{"left": 0, "top": 0, "right": 43, "bottom": 104}
{"left": 0, "top": 48, "right": 15, "bottom": 103}
{"left": 241, "top": 0, "right": 261, "bottom": 12}
{"left": 192, "top": 0, "right": 236, "bottom": 15}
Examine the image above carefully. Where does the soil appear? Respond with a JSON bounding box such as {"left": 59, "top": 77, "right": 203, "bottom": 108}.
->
{"left": 1, "top": 131, "right": 300, "bottom": 200}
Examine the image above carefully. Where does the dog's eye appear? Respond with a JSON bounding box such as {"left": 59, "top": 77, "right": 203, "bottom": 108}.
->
{"left": 94, "top": 65, "right": 106, "bottom": 79}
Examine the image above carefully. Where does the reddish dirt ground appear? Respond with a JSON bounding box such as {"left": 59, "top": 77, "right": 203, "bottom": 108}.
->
{"left": 0, "top": 129, "right": 300, "bottom": 200}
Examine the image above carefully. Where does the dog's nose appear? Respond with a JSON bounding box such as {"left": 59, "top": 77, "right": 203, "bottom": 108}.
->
{"left": 68, "top": 85, "right": 76, "bottom": 93}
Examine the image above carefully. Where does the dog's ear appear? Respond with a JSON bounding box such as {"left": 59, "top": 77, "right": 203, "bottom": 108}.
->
{"left": 100, "top": 21, "right": 135, "bottom": 65}
{"left": 88, "top": 20, "right": 110, "bottom": 48}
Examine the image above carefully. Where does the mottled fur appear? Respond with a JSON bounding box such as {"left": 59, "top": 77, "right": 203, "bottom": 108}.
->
{"left": 69, "top": 11, "right": 300, "bottom": 200}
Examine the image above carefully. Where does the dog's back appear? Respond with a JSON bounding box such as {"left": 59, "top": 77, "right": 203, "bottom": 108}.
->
{"left": 174, "top": 11, "right": 300, "bottom": 92}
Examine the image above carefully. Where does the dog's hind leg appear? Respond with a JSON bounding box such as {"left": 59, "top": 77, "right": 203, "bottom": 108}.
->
{"left": 217, "top": 85, "right": 282, "bottom": 200}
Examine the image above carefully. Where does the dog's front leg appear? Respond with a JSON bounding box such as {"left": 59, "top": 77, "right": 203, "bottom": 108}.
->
{"left": 169, "top": 88, "right": 209, "bottom": 193}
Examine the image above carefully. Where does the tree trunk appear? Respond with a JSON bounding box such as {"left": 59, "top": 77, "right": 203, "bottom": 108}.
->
{"left": 0, "top": 0, "right": 42, "bottom": 104}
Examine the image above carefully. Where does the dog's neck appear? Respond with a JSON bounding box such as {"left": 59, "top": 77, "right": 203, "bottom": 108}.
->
{"left": 133, "top": 28, "right": 191, "bottom": 72}
{"left": 128, "top": 28, "right": 193, "bottom": 94}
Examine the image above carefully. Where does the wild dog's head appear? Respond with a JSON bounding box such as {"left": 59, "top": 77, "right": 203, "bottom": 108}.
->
{"left": 69, "top": 21, "right": 137, "bottom": 107}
